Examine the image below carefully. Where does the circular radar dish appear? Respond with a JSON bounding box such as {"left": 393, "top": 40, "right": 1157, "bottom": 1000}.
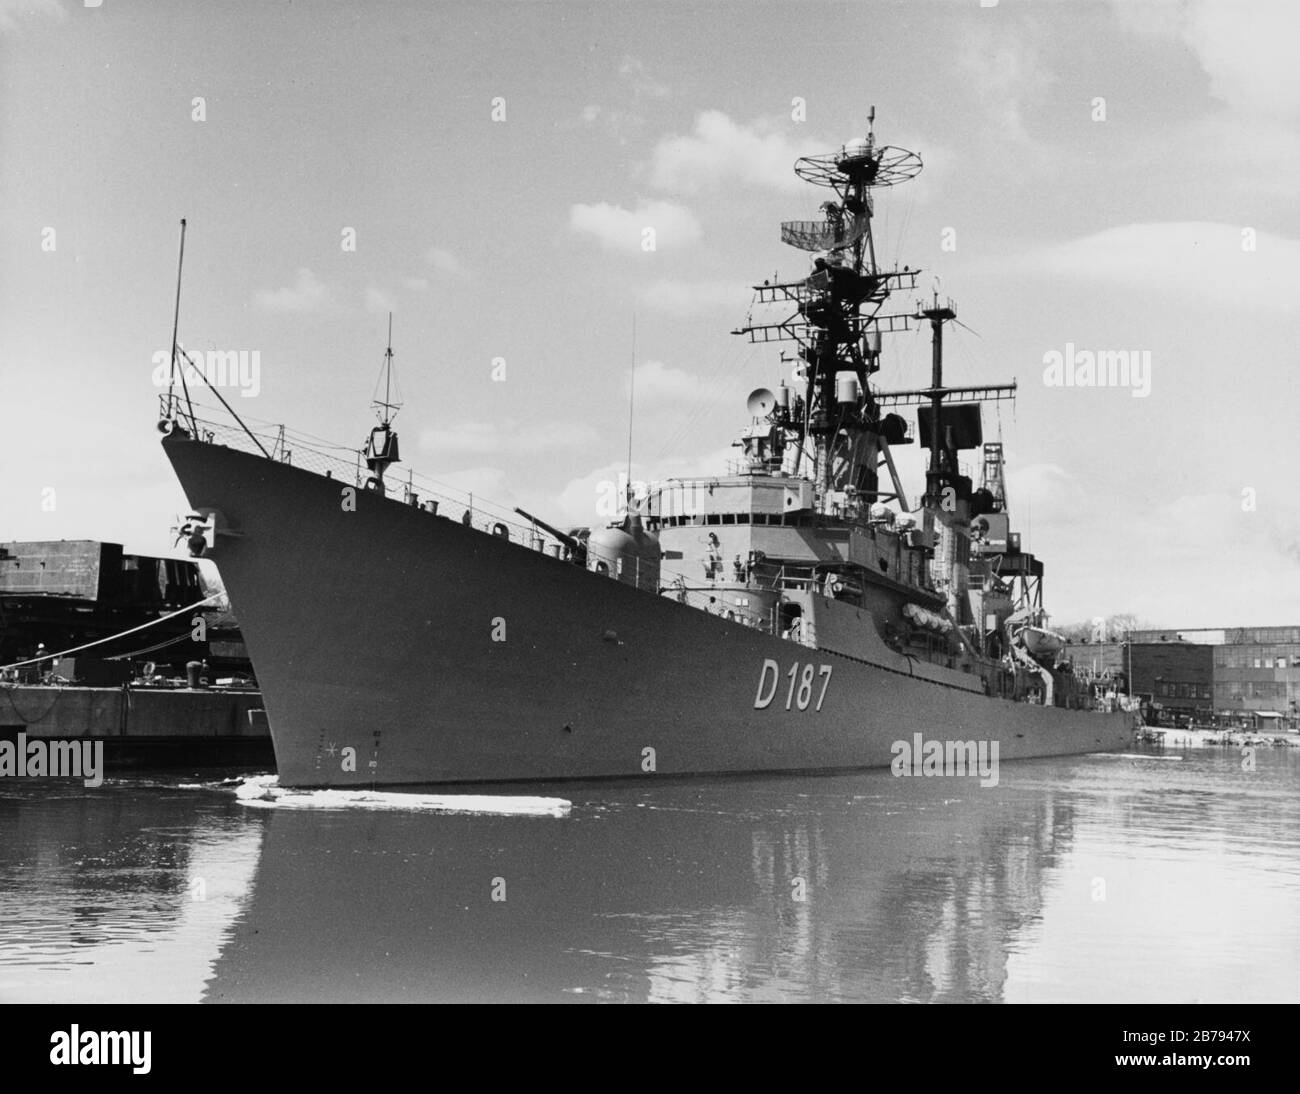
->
{"left": 746, "top": 387, "right": 776, "bottom": 416}
{"left": 794, "top": 144, "right": 923, "bottom": 189}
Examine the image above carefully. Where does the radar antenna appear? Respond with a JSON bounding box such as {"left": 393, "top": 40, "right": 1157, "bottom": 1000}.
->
{"left": 733, "top": 110, "right": 925, "bottom": 501}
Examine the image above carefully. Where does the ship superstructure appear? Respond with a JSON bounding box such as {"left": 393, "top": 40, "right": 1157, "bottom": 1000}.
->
{"left": 156, "top": 113, "right": 1138, "bottom": 787}
{"left": 610, "top": 113, "right": 1082, "bottom": 710}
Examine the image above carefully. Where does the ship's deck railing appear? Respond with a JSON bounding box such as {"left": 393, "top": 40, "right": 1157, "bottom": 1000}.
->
{"left": 661, "top": 562, "right": 840, "bottom": 638}
{"left": 723, "top": 458, "right": 779, "bottom": 477}
{"left": 770, "top": 564, "right": 817, "bottom": 591}
{"left": 661, "top": 581, "right": 784, "bottom": 637}
{"left": 179, "top": 404, "right": 565, "bottom": 546}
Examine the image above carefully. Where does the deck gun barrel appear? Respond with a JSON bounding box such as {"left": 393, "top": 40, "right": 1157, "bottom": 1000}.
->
{"left": 514, "top": 507, "right": 579, "bottom": 552}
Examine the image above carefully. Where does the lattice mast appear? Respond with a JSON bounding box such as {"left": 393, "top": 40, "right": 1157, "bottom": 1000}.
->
{"left": 733, "top": 108, "right": 922, "bottom": 506}
{"left": 981, "top": 439, "right": 1008, "bottom": 513}
{"left": 734, "top": 112, "right": 1024, "bottom": 633}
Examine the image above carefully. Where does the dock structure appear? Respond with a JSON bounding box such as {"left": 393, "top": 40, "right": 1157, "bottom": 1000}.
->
{"left": 0, "top": 538, "right": 270, "bottom": 767}
{"left": 0, "top": 684, "right": 270, "bottom": 768}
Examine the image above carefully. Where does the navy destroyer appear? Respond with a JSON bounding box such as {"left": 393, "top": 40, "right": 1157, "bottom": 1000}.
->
{"left": 158, "top": 113, "right": 1138, "bottom": 786}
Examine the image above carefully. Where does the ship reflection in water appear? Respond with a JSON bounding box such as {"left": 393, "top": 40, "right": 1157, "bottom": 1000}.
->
{"left": 1, "top": 748, "right": 1297, "bottom": 1003}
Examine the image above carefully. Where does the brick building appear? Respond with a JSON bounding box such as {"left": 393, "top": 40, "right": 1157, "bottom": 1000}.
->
{"left": 1065, "top": 637, "right": 1213, "bottom": 721}
{"left": 1067, "top": 627, "right": 1300, "bottom": 729}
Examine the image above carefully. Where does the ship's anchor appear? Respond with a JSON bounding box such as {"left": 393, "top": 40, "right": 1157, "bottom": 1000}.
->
{"left": 170, "top": 508, "right": 241, "bottom": 558}
{"left": 172, "top": 514, "right": 213, "bottom": 557}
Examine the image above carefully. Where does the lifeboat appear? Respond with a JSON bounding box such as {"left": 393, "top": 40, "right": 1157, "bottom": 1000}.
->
{"left": 1019, "top": 625, "right": 1065, "bottom": 658}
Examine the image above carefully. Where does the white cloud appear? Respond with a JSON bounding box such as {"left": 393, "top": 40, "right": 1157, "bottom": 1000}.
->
{"left": 1024, "top": 222, "right": 1297, "bottom": 311}
{"left": 253, "top": 268, "right": 329, "bottom": 313}
{"left": 554, "top": 460, "right": 642, "bottom": 527}
{"left": 569, "top": 199, "right": 702, "bottom": 252}
{"left": 638, "top": 278, "right": 749, "bottom": 318}
{"left": 630, "top": 360, "right": 699, "bottom": 408}
{"left": 1115, "top": 0, "right": 1300, "bottom": 120}
{"left": 1000, "top": 456, "right": 1300, "bottom": 626}
{"left": 1158, "top": 113, "right": 1300, "bottom": 199}
{"left": 650, "top": 111, "right": 826, "bottom": 193}
{"left": 1107, "top": 2, "right": 1300, "bottom": 199}
{"left": 650, "top": 110, "right": 948, "bottom": 206}
{"left": 1046, "top": 487, "right": 1300, "bottom": 626}
{"left": 425, "top": 247, "right": 468, "bottom": 277}
{"left": 1004, "top": 463, "right": 1082, "bottom": 529}
{"left": 957, "top": 24, "right": 1054, "bottom": 145}
{"left": 419, "top": 419, "right": 600, "bottom": 457}
{"left": 1186, "top": 2, "right": 1300, "bottom": 120}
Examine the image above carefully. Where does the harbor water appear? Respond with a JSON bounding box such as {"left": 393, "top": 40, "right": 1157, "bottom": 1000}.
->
{"left": 2, "top": 743, "right": 1297, "bottom": 1004}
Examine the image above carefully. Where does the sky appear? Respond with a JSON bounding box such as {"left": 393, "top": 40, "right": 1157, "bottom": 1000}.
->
{"left": 1, "top": 0, "right": 1297, "bottom": 627}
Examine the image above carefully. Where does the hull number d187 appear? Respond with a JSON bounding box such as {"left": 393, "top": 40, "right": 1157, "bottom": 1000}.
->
{"left": 754, "top": 659, "right": 832, "bottom": 712}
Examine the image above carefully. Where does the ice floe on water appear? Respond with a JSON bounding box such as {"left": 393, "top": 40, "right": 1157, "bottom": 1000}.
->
{"left": 231, "top": 774, "right": 570, "bottom": 817}
{"left": 1090, "top": 752, "right": 1183, "bottom": 761}
{"left": 1142, "top": 727, "right": 1300, "bottom": 748}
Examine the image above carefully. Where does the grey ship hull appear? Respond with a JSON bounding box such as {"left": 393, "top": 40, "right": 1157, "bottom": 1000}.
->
{"left": 163, "top": 436, "right": 1137, "bottom": 787}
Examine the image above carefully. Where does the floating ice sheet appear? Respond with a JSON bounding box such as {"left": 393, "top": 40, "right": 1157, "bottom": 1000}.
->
{"left": 232, "top": 775, "right": 570, "bottom": 817}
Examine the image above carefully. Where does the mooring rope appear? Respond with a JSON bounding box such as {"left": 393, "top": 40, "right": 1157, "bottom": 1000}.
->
{"left": 103, "top": 633, "right": 193, "bottom": 662}
{"left": 0, "top": 593, "right": 222, "bottom": 671}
